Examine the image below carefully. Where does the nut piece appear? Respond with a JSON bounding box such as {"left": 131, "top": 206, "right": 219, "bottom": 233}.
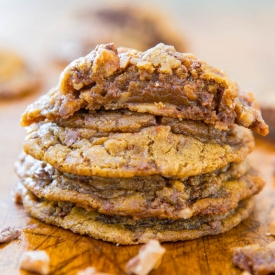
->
{"left": 20, "top": 250, "right": 50, "bottom": 275}
{"left": 92, "top": 45, "right": 120, "bottom": 78}
{"left": 0, "top": 226, "right": 21, "bottom": 243}
{"left": 77, "top": 267, "right": 114, "bottom": 275}
{"left": 126, "top": 240, "right": 166, "bottom": 275}
{"left": 233, "top": 242, "right": 275, "bottom": 275}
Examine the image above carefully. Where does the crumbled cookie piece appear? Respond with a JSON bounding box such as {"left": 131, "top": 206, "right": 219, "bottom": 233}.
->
{"left": 12, "top": 190, "right": 22, "bottom": 204}
{"left": 233, "top": 242, "right": 275, "bottom": 275}
{"left": 20, "top": 250, "right": 50, "bottom": 275}
{"left": 0, "top": 226, "right": 21, "bottom": 243}
{"left": 77, "top": 267, "right": 114, "bottom": 275}
{"left": 126, "top": 240, "right": 166, "bottom": 275}
{"left": 131, "top": 43, "right": 181, "bottom": 74}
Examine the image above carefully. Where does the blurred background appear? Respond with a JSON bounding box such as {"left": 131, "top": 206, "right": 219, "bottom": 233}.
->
{"left": 0, "top": 0, "right": 275, "bottom": 199}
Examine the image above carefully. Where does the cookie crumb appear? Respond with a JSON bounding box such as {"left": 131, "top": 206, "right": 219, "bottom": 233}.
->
{"left": 77, "top": 267, "right": 114, "bottom": 275}
{"left": 0, "top": 226, "right": 21, "bottom": 243}
{"left": 20, "top": 250, "right": 50, "bottom": 275}
{"left": 126, "top": 239, "right": 166, "bottom": 275}
{"left": 233, "top": 242, "right": 275, "bottom": 275}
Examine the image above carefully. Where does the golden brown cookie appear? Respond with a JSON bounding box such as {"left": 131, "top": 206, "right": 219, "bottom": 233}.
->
{"left": 16, "top": 42, "right": 268, "bottom": 245}
{"left": 21, "top": 43, "right": 268, "bottom": 136}
{"left": 52, "top": 5, "right": 187, "bottom": 67}
{"left": 16, "top": 154, "right": 264, "bottom": 220}
{"left": 23, "top": 120, "right": 254, "bottom": 178}
{"left": 21, "top": 186, "right": 254, "bottom": 245}
{"left": 0, "top": 49, "right": 40, "bottom": 99}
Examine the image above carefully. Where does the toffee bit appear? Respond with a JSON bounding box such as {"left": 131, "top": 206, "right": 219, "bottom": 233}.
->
{"left": 126, "top": 239, "right": 166, "bottom": 275}
{"left": 233, "top": 242, "right": 275, "bottom": 275}
{"left": 0, "top": 226, "right": 21, "bottom": 243}
{"left": 20, "top": 250, "right": 50, "bottom": 275}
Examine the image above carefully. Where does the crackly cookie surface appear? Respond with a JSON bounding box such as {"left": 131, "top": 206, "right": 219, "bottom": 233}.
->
{"left": 20, "top": 43, "right": 268, "bottom": 135}
{"left": 16, "top": 154, "right": 264, "bottom": 220}
{"left": 23, "top": 114, "right": 254, "bottom": 178}
{"left": 21, "top": 186, "right": 254, "bottom": 245}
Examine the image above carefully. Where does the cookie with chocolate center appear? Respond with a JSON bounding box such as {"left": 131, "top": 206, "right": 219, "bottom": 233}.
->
{"left": 17, "top": 43, "right": 268, "bottom": 244}
{"left": 16, "top": 154, "right": 264, "bottom": 220}
{"left": 21, "top": 186, "right": 254, "bottom": 245}
{"left": 21, "top": 43, "right": 268, "bottom": 136}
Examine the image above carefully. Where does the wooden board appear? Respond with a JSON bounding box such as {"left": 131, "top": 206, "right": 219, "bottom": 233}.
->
{"left": 0, "top": 95, "right": 275, "bottom": 275}
{"left": 1, "top": 1, "right": 275, "bottom": 273}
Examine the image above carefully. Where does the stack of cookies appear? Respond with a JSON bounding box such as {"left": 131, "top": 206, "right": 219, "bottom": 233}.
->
{"left": 16, "top": 43, "right": 268, "bottom": 245}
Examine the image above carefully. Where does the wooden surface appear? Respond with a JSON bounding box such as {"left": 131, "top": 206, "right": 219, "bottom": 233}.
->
{"left": 1, "top": 1, "right": 275, "bottom": 274}
{"left": 0, "top": 96, "right": 274, "bottom": 275}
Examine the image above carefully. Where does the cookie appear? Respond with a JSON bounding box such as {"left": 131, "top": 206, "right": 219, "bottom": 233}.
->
{"left": 16, "top": 154, "right": 264, "bottom": 220}
{"left": 21, "top": 43, "right": 268, "bottom": 136}
{"left": 233, "top": 242, "right": 275, "bottom": 274}
{"left": 53, "top": 5, "right": 187, "bottom": 67}
{"left": 21, "top": 186, "right": 254, "bottom": 245}
{"left": 23, "top": 121, "right": 254, "bottom": 178}
{"left": 0, "top": 49, "right": 40, "bottom": 99}
{"left": 55, "top": 109, "right": 242, "bottom": 144}
{"left": 16, "top": 42, "right": 268, "bottom": 245}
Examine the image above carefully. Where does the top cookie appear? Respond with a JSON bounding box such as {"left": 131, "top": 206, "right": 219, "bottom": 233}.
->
{"left": 21, "top": 43, "right": 268, "bottom": 135}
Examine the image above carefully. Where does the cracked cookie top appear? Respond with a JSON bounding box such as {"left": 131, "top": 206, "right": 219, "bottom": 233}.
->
{"left": 23, "top": 116, "right": 254, "bottom": 178}
{"left": 21, "top": 43, "right": 268, "bottom": 135}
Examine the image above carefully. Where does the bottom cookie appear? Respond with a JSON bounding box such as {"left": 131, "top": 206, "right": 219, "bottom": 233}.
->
{"left": 21, "top": 187, "right": 254, "bottom": 245}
